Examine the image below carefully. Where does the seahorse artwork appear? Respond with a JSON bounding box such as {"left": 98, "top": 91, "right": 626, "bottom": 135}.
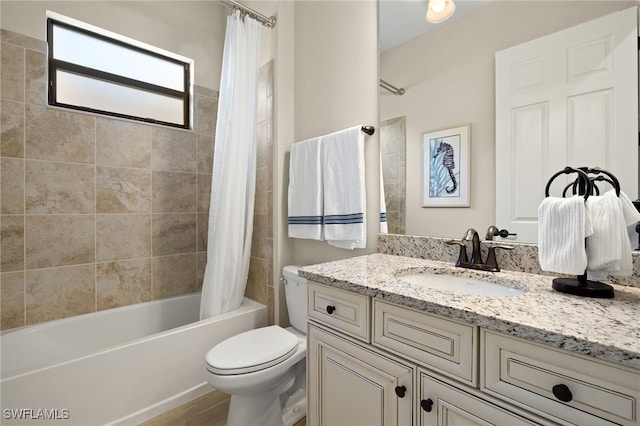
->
{"left": 434, "top": 141, "right": 457, "bottom": 194}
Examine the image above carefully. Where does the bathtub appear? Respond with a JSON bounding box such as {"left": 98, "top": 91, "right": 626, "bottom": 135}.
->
{"left": 0, "top": 293, "right": 267, "bottom": 425}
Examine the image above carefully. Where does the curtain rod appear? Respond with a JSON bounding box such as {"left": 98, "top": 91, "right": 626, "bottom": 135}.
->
{"left": 221, "top": 0, "right": 276, "bottom": 28}
{"left": 380, "top": 79, "right": 405, "bottom": 96}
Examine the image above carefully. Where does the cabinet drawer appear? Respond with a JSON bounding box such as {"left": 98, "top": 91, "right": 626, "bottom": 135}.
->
{"left": 482, "top": 329, "right": 639, "bottom": 425}
{"left": 308, "top": 281, "right": 370, "bottom": 342}
{"left": 373, "top": 299, "right": 477, "bottom": 386}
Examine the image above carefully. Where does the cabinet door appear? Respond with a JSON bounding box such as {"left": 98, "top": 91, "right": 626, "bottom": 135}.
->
{"left": 419, "top": 370, "right": 550, "bottom": 426}
{"left": 308, "top": 324, "right": 414, "bottom": 426}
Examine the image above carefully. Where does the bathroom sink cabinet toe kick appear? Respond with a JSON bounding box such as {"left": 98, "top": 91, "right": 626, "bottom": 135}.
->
{"left": 306, "top": 281, "right": 640, "bottom": 426}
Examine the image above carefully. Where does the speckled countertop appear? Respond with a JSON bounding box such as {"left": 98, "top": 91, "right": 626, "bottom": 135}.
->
{"left": 299, "top": 253, "right": 640, "bottom": 370}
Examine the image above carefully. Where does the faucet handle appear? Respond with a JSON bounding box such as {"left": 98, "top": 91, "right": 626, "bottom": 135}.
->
{"left": 485, "top": 244, "right": 514, "bottom": 272}
{"left": 445, "top": 240, "right": 468, "bottom": 266}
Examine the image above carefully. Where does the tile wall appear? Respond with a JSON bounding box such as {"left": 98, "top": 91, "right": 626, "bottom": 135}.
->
{"left": 0, "top": 29, "right": 275, "bottom": 329}
{"left": 380, "top": 116, "right": 406, "bottom": 234}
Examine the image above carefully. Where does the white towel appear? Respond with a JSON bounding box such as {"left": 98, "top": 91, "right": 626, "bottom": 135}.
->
{"left": 379, "top": 153, "right": 388, "bottom": 234}
{"left": 538, "top": 195, "right": 592, "bottom": 275}
{"left": 586, "top": 190, "right": 640, "bottom": 279}
{"left": 322, "top": 126, "right": 366, "bottom": 249}
{"left": 287, "top": 137, "right": 324, "bottom": 240}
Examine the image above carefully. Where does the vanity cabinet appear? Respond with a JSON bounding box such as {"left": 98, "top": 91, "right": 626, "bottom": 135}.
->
{"left": 419, "top": 370, "right": 551, "bottom": 426}
{"left": 307, "top": 324, "right": 415, "bottom": 425}
{"left": 307, "top": 280, "right": 640, "bottom": 426}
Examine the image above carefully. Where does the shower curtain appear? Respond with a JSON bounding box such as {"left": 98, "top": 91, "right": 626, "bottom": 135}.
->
{"left": 200, "top": 10, "right": 262, "bottom": 319}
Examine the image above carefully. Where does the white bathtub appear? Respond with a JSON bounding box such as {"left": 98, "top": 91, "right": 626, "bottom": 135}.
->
{"left": 0, "top": 293, "right": 267, "bottom": 425}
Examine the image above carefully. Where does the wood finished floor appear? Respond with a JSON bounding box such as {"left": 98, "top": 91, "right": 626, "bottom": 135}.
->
{"left": 139, "top": 390, "right": 306, "bottom": 426}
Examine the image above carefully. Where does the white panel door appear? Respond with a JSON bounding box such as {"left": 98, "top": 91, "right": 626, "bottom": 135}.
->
{"left": 496, "top": 6, "right": 638, "bottom": 243}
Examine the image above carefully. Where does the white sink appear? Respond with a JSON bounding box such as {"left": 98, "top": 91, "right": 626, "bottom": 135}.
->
{"left": 398, "top": 272, "right": 527, "bottom": 296}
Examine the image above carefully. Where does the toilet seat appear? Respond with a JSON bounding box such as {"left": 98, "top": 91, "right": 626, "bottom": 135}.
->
{"left": 205, "top": 325, "right": 299, "bottom": 375}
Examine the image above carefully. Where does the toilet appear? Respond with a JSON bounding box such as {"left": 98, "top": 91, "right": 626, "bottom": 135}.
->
{"left": 205, "top": 266, "right": 307, "bottom": 426}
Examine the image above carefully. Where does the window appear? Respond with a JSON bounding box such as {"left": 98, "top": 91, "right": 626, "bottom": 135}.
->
{"left": 47, "top": 13, "right": 193, "bottom": 129}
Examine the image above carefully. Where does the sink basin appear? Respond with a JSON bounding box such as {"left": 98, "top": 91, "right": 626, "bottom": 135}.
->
{"left": 398, "top": 272, "right": 527, "bottom": 296}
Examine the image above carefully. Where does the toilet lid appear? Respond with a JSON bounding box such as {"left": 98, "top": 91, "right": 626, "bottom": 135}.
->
{"left": 205, "top": 326, "right": 299, "bottom": 375}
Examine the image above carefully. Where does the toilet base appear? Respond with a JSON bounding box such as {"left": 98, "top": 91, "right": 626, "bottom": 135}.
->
{"left": 227, "top": 392, "right": 284, "bottom": 426}
{"left": 281, "top": 388, "right": 306, "bottom": 426}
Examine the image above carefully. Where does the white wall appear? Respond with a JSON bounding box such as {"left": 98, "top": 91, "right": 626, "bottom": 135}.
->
{"left": 0, "top": 0, "right": 227, "bottom": 89}
{"left": 289, "top": 0, "right": 379, "bottom": 265}
{"left": 380, "top": 0, "right": 635, "bottom": 238}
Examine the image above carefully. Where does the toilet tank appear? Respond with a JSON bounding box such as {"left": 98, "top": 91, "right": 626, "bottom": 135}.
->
{"left": 282, "top": 265, "right": 308, "bottom": 333}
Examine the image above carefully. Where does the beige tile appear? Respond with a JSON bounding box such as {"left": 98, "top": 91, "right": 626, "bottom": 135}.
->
{"left": 97, "top": 258, "right": 152, "bottom": 310}
{"left": 152, "top": 254, "right": 197, "bottom": 299}
{"left": 1, "top": 215, "right": 24, "bottom": 272}
{"left": 96, "top": 117, "right": 151, "bottom": 168}
{"left": 96, "top": 166, "right": 151, "bottom": 213}
{"left": 267, "top": 142, "right": 274, "bottom": 192}
{"left": 268, "top": 191, "right": 273, "bottom": 239}
{"left": 1, "top": 30, "right": 46, "bottom": 53}
{"left": 197, "top": 251, "right": 207, "bottom": 291}
{"left": 1, "top": 271, "right": 25, "bottom": 330}
{"left": 152, "top": 214, "right": 196, "bottom": 256}
{"left": 25, "top": 104, "right": 95, "bottom": 164}
{"left": 1, "top": 157, "right": 24, "bottom": 214}
{"left": 256, "top": 121, "right": 267, "bottom": 168}
{"left": 196, "top": 134, "right": 214, "bottom": 174}
{"left": 1, "top": 42, "right": 24, "bottom": 102}
{"left": 25, "top": 160, "right": 95, "bottom": 214}
{"left": 152, "top": 127, "right": 196, "bottom": 172}
{"left": 197, "top": 213, "right": 209, "bottom": 252}
{"left": 197, "top": 174, "right": 211, "bottom": 213}
{"left": 96, "top": 214, "right": 151, "bottom": 261}
{"left": 25, "top": 49, "right": 45, "bottom": 106}
{"left": 254, "top": 166, "right": 268, "bottom": 215}
{"left": 1, "top": 100, "right": 25, "bottom": 158}
{"left": 152, "top": 171, "right": 196, "bottom": 213}
{"left": 246, "top": 256, "right": 268, "bottom": 305}
{"left": 193, "top": 85, "right": 218, "bottom": 100}
{"left": 25, "top": 215, "right": 95, "bottom": 269}
{"left": 26, "top": 264, "right": 95, "bottom": 324}
{"left": 251, "top": 213, "right": 269, "bottom": 260}
{"left": 195, "top": 94, "right": 217, "bottom": 136}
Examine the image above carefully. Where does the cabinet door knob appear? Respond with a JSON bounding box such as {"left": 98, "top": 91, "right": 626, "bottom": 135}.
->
{"left": 420, "top": 399, "right": 433, "bottom": 412}
{"left": 326, "top": 305, "right": 336, "bottom": 314}
{"left": 552, "top": 384, "right": 573, "bottom": 402}
{"left": 394, "top": 385, "right": 406, "bottom": 398}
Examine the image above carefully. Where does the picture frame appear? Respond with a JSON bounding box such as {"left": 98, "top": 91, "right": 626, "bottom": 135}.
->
{"left": 422, "top": 124, "right": 470, "bottom": 207}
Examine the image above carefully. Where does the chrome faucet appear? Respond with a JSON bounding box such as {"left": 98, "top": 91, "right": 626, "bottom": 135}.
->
{"left": 446, "top": 228, "right": 514, "bottom": 272}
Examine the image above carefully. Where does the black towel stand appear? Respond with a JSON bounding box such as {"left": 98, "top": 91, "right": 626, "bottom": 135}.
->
{"left": 544, "top": 166, "right": 617, "bottom": 298}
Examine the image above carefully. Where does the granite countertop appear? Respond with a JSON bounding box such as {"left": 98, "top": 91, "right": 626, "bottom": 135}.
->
{"left": 299, "top": 253, "right": 640, "bottom": 370}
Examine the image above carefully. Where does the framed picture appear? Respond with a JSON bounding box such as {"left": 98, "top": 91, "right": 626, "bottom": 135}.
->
{"left": 422, "top": 124, "right": 470, "bottom": 207}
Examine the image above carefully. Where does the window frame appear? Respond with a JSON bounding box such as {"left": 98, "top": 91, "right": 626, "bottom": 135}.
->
{"left": 47, "top": 15, "right": 192, "bottom": 129}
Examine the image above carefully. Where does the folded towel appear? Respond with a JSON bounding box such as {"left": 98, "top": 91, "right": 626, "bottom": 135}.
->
{"left": 322, "top": 126, "right": 366, "bottom": 249}
{"left": 587, "top": 190, "right": 640, "bottom": 279}
{"left": 379, "top": 153, "right": 388, "bottom": 234}
{"left": 538, "top": 195, "right": 591, "bottom": 275}
{"left": 287, "top": 137, "right": 324, "bottom": 240}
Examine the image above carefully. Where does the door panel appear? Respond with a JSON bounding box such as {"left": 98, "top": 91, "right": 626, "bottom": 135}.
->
{"left": 496, "top": 7, "right": 638, "bottom": 242}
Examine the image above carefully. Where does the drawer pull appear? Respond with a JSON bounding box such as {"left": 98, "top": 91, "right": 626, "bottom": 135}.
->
{"left": 420, "top": 399, "right": 433, "bottom": 412}
{"left": 326, "top": 305, "right": 336, "bottom": 314}
{"left": 394, "top": 385, "right": 406, "bottom": 398}
{"left": 552, "top": 384, "right": 573, "bottom": 402}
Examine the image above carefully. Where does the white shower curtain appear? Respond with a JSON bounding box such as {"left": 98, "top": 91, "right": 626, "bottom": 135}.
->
{"left": 200, "top": 10, "right": 262, "bottom": 319}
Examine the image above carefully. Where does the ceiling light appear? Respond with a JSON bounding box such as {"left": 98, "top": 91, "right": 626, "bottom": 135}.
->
{"left": 426, "top": 0, "right": 456, "bottom": 24}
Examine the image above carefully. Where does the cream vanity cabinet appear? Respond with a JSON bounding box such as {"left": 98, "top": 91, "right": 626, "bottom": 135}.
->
{"left": 307, "top": 281, "right": 640, "bottom": 426}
